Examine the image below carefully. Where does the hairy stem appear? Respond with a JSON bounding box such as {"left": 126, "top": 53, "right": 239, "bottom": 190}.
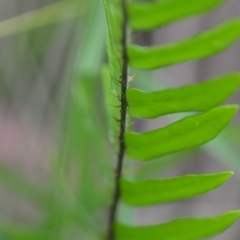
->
{"left": 107, "top": 0, "right": 128, "bottom": 239}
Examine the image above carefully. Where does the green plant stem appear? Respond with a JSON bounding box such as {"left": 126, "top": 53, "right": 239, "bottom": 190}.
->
{"left": 107, "top": 0, "right": 129, "bottom": 239}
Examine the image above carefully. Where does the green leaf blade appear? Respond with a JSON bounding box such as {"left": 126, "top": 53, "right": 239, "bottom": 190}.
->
{"left": 125, "top": 105, "right": 238, "bottom": 161}
{"left": 121, "top": 172, "right": 232, "bottom": 206}
{"left": 116, "top": 211, "right": 240, "bottom": 240}
{"left": 128, "top": 0, "right": 226, "bottom": 31}
{"left": 127, "top": 73, "right": 240, "bottom": 119}
{"left": 128, "top": 19, "right": 240, "bottom": 70}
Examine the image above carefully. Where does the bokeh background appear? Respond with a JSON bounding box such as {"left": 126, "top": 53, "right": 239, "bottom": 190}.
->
{"left": 0, "top": 0, "right": 240, "bottom": 239}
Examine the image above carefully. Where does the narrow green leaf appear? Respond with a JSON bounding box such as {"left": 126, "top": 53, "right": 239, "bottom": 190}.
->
{"left": 0, "top": 218, "right": 53, "bottom": 240}
{"left": 129, "top": 70, "right": 240, "bottom": 176}
{"left": 127, "top": 73, "right": 240, "bottom": 119}
{"left": 0, "top": 165, "right": 50, "bottom": 208}
{"left": 125, "top": 105, "right": 238, "bottom": 161}
{"left": 128, "top": 19, "right": 240, "bottom": 70}
{"left": 204, "top": 137, "right": 240, "bottom": 175}
{"left": 132, "top": 152, "right": 191, "bottom": 180}
{"left": 121, "top": 172, "right": 232, "bottom": 206}
{"left": 53, "top": 0, "right": 111, "bottom": 233}
{"left": 128, "top": 0, "right": 225, "bottom": 30}
{"left": 0, "top": 0, "right": 85, "bottom": 39}
{"left": 116, "top": 211, "right": 240, "bottom": 240}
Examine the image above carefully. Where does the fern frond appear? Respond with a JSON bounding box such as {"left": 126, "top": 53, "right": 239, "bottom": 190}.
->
{"left": 102, "top": 0, "right": 240, "bottom": 239}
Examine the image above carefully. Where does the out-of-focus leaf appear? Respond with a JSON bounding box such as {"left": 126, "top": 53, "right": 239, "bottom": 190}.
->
{"left": 127, "top": 73, "right": 240, "bottom": 119}
{"left": 223, "top": 125, "right": 240, "bottom": 143}
{"left": 50, "top": 0, "right": 110, "bottom": 236}
{"left": 0, "top": 165, "right": 50, "bottom": 208}
{"left": 115, "top": 211, "right": 240, "bottom": 240}
{"left": 128, "top": 19, "right": 240, "bottom": 70}
{"left": 125, "top": 106, "right": 238, "bottom": 161}
{"left": 0, "top": 0, "right": 85, "bottom": 39}
{"left": 121, "top": 172, "right": 232, "bottom": 206}
{"left": 204, "top": 137, "right": 240, "bottom": 174}
{"left": 57, "top": 0, "right": 112, "bottom": 209}
{"left": 128, "top": 0, "right": 225, "bottom": 30}
{"left": 131, "top": 152, "right": 191, "bottom": 180}
{"left": 0, "top": 220, "right": 52, "bottom": 240}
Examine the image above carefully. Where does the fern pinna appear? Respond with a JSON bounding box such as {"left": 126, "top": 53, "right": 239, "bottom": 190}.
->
{"left": 103, "top": 0, "right": 240, "bottom": 239}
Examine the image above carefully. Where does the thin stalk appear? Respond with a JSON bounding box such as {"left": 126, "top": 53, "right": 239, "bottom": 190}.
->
{"left": 107, "top": 0, "right": 128, "bottom": 239}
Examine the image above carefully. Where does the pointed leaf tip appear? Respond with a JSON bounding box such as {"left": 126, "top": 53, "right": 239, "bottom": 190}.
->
{"left": 128, "top": 19, "right": 240, "bottom": 70}
{"left": 126, "top": 105, "right": 238, "bottom": 161}
{"left": 121, "top": 172, "right": 233, "bottom": 206}
{"left": 116, "top": 211, "right": 240, "bottom": 240}
{"left": 127, "top": 73, "right": 240, "bottom": 119}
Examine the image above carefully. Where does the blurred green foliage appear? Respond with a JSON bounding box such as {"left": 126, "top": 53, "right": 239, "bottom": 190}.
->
{"left": 0, "top": 0, "right": 239, "bottom": 239}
